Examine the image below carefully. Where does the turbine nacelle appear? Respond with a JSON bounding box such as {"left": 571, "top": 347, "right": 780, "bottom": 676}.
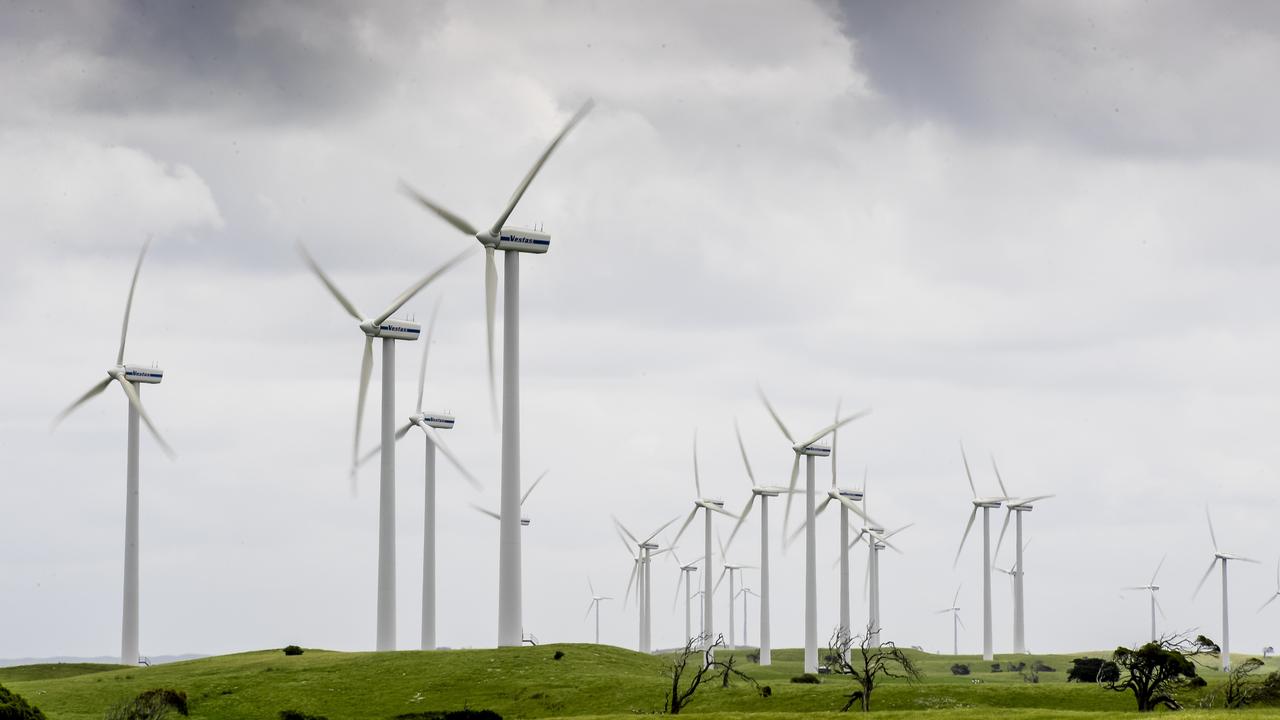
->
{"left": 971, "top": 498, "right": 1004, "bottom": 509}
{"left": 640, "top": 541, "right": 659, "bottom": 551}
{"left": 834, "top": 488, "right": 864, "bottom": 501}
{"left": 119, "top": 365, "right": 163, "bottom": 384}
{"left": 359, "top": 318, "right": 422, "bottom": 341}
{"left": 796, "top": 443, "right": 831, "bottom": 457}
{"left": 485, "top": 226, "right": 551, "bottom": 254}
{"left": 696, "top": 498, "right": 726, "bottom": 510}
{"left": 751, "top": 486, "right": 784, "bottom": 497}
{"left": 413, "top": 412, "right": 456, "bottom": 430}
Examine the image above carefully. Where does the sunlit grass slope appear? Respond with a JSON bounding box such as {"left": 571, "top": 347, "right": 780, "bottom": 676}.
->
{"left": 8, "top": 644, "right": 1280, "bottom": 720}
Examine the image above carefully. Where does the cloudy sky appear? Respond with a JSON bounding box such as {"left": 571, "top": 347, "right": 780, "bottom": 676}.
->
{"left": 4, "top": 0, "right": 1280, "bottom": 661}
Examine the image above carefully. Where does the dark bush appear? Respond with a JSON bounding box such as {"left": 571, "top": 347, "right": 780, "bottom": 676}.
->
{"left": 790, "top": 673, "right": 820, "bottom": 684}
{"left": 103, "top": 688, "right": 189, "bottom": 720}
{"left": 282, "top": 645, "right": 304, "bottom": 656}
{"left": 134, "top": 690, "right": 187, "bottom": 716}
{"left": 1006, "top": 661, "right": 1026, "bottom": 673}
{"left": 0, "top": 683, "right": 47, "bottom": 720}
{"left": 552, "top": 650, "right": 565, "bottom": 660}
{"left": 1033, "top": 661, "right": 1056, "bottom": 673}
{"left": 949, "top": 663, "right": 970, "bottom": 676}
{"left": 760, "top": 686, "right": 772, "bottom": 698}
{"left": 1188, "top": 676, "right": 1208, "bottom": 688}
{"left": 279, "top": 711, "right": 328, "bottom": 720}
{"left": 991, "top": 663, "right": 1003, "bottom": 673}
{"left": 1067, "top": 657, "right": 1119, "bottom": 683}
{"left": 746, "top": 651, "right": 760, "bottom": 664}
{"left": 392, "top": 712, "right": 502, "bottom": 720}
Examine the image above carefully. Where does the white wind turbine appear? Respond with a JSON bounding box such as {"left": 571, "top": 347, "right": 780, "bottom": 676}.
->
{"left": 991, "top": 457, "right": 1053, "bottom": 654}
{"left": 995, "top": 537, "right": 1032, "bottom": 651}
{"left": 725, "top": 419, "right": 795, "bottom": 666}
{"left": 669, "top": 548, "right": 702, "bottom": 645}
{"left": 712, "top": 533, "right": 755, "bottom": 650}
{"left": 355, "top": 301, "right": 481, "bottom": 650}
{"left": 617, "top": 517, "right": 678, "bottom": 653}
{"left": 1122, "top": 555, "right": 1167, "bottom": 643}
{"left": 953, "top": 445, "right": 1008, "bottom": 661}
{"left": 1194, "top": 508, "right": 1259, "bottom": 672}
{"left": 299, "top": 243, "right": 471, "bottom": 651}
{"left": 757, "top": 388, "right": 870, "bottom": 673}
{"left": 737, "top": 587, "right": 759, "bottom": 647}
{"left": 936, "top": 586, "right": 964, "bottom": 656}
{"left": 401, "top": 100, "right": 593, "bottom": 647}
{"left": 585, "top": 578, "right": 611, "bottom": 645}
{"left": 853, "top": 518, "right": 910, "bottom": 647}
{"left": 671, "top": 432, "right": 739, "bottom": 656}
{"left": 53, "top": 239, "right": 174, "bottom": 667}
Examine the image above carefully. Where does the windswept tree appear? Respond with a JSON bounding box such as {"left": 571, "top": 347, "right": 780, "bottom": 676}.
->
{"left": 1104, "top": 634, "right": 1216, "bottom": 711}
{"left": 826, "top": 625, "right": 922, "bottom": 712}
{"left": 664, "top": 634, "right": 761, "bottom": 715}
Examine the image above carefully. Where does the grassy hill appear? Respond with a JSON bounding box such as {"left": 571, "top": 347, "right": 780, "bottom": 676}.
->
{"left": 5, "top": 644, "right": 1280, "bottom": 719}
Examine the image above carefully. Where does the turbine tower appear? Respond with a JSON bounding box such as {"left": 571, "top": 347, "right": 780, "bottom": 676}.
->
{"left": 853, "top": 520, "right": 910, "bottom": 647}
{"left": 1194, "top": 508, "right": 1258, "bottom": 672}
{"left": 355, "top": 302, "right": 481, "bottom": 650}
{"left": 738, "top": 587, "right": 758, "bottom": 646}
{"left": 991, "top": 457, "right": 1053, "bottom": 654}
{"left": 953, "top": 445, "right": 1008, "bottom": 661}
{"left": 935, "top": 586, "right": 964, "bottom": 656}
{"left": 669, "top": 548, "right": 701, "bottom": 645}
{"left": 672, "top": 432, "right": 738, "bottom": 656}
{"left": 1122, "top": 555, "right": 1167, "bottom": 643}
{"left": 757, "top": 388, "right": 870, "bottom": 673}
{"left": 53, "top": 239, "right": 175, "bottom": 667}
{"left": 299, "top": 243, "right": 470, "bottom": 651}
{"left": 585, "top": 578, "right": 611, "bottom": 645}
{"left": 725, "top": 419, "right": 793, "bottom": 666}
{"left": 401, "top": 100, "right": 593, "bottom": 647}
{"left": 712, "top": 532, "right": 754, "bottom": 651}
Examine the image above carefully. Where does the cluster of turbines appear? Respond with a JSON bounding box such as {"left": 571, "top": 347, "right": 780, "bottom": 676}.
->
{"left": 48, "top": 100, "right": 1275, "bottom": 674}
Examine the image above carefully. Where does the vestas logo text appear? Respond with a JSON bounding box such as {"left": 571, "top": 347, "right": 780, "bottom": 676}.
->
{"left": 501, "top": 235, "right": 551, "bottom": 246}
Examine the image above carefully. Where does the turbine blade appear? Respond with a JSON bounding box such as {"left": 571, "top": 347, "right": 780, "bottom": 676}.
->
{"left": 584, "top": 600, "right": 595, "bottom": 621}
{"left": 643, "top": 515, "right": 680, "bottom": 545}
{"left": 692, "top": 430, "right": 702, "bottom": 498}
{"left": 956, "top": 614, "right": 967, "bottom": 630}
{"left": 993, "top": 509, "right": 1013, "bottom": 562}
{"left": 734, "top": 418, "right": 757, "bottom": 486}
{"left": 815, "top": 495, "right": 832, "bottom": 517}
{"left": 726, "top": 495, "right": 756, "bottom": 547}
{"left": 416, "top": 298, "right": 441, "bottom": 413}
{"left": 297, "top": 242, "right": 363, "bottom": 321}
{"left": 355, "top": 422, "right": 413, "bottom": 468}
{"left": 1206, "top": 507, "right": 1219, "bottom": 553}
{"left": 426, "top": 427, "right": 482, "bottom": 490}
{"left": 781, "top": 453, "right": 801, "bottom": 540}
{"left": 116, "top": 237, "right": 151, "bottom": 366}
{"left": 952, "top": 584, "right": 962, "bottom": 607}
{"left": 714, "top": 566, "right": 728, "bottom": 594}
{"left": 831, "top": 398, "right": 840, "bottom": 488}
{"left": 1150, "top": 554, "right": 1167, "bottom": 586}
{"left": 373, "top": 248, "right": 474, "bottom": 326}
{"left": 471, "top": 503, "right": 500, "bottom": 521}
{"left": 114, "top": 377, "right": 174, "bottom": 459}
{"left": 990, "top": 454, "right": 1009, "bottom": 499}
{"left": 353, "top": 336, "right": 374, "bottom": 470}
{"left": 488, "top": 99, "right": 594, "bottom": 237}
{"left": 954, "top": 506, "right": 978, "bottom": 568}
{"left": 795, "top": 409, "right": 871, "bottom": 451}
{"left": 398, "top": 181, "right": 480, "bottom": 236}
{"left": 671, "top": 508, "right": 698, "bottom": 547}
{"left": 1193, "top": 558, "right": 1218, "bottom": 599}
{"left": 1260, "top": 594, "right": 1280, "bottom": 613}
{"left": 960, "top": 443, "right": 976, "bottom": 498}
{"left": 395, "top": 421, "right": 414, "bottom": 441}
{"left": 881, "top": 523, "right": 914, "bottom": 542}
{"left": 756, "top": 385, "right": 795, "bottom": 443}
{"left": 52, "top": 377, "right": 113, "bottom": 429}
{"left": 613, "top": 517, "right": 640, "bottom": 547}
{"left": 623, "top": 560, "right": 639, "bottom": 610}
{"left": 588, "top": 577, "right": 597, "bottom": 597}
{"left": 484, "top": 246, "right": 498, "bottom": 423}
{"left": 521, "top": 469, "right": 549, "bottom": 506}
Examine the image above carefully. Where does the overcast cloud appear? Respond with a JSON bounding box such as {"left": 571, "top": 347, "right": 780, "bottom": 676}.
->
{"left": 4, "top": 0, "right": 1280, "bottom": 660}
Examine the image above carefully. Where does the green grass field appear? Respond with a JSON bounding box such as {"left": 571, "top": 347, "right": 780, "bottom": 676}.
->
{"left": 6, "top": 645, "right": 1280, "bottom": 719}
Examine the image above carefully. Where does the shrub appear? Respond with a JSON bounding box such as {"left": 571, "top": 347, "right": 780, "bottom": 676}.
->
{"left": 1067, "top": 657, "right": 1118, "bottom": 683}
{"left": 392, "top": 712, "right": 502, "bottom": 720}
{"left": 949, "top": 663, "right": 970, "bottom": 676}
{"left": 746, "top": 651, "right": 760, "bottom": 664}
{"left": 1188, "top": 676, "right": 1208, "bottom": 688}
{"left": 0, "top": 683, "right": 47, "bottom": 720}
{"left": 282, "top": 646, "right": 304, "bottom": 656}
{"left": 1006, "top": 661, "right": 1026, "bottom": 672}
{"left": 760, "top": 686, "right": 772, "bottom": 698}
{"left": 1033, "top": 661, "right": 1056, "bottom": 672}
{"left": 790, "top": 673, "right": 820, "bottom": 684}
{"left": 279, "top": 711, "right": 328, "bottom": 720}
{"left": 552, "top": 650, "right": 565, "bottom": 660}
{"left": 990, "top": 663, "right": 1003, "bottom": 673}
{"left": 104, "top": 688, "right": 189, "bottom": 720}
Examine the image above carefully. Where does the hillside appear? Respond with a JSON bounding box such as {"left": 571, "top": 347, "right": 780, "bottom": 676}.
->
{"left": 6, "top": 644, "right": 1280, "bottom": 720}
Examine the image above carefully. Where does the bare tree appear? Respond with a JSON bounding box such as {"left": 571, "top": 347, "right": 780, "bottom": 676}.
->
{"left": 1224, "top": 657, "right": 1266, "bottom": 709}
{"left": 664, "top": 634, "right": 761, "bottom": 715}
{"left": 826, "top": 625, "right": 922, "bottom": 712}
{"left": 1104, "top": 634, "right": 1216, "bottom": 712}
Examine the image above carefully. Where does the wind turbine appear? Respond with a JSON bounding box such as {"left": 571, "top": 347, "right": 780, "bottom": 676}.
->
{"left": 299, "top": 243, "right": 471, "bottom": 651}
{"left": 401, "top": 100, "right": 593, "bottom": 647}
{"left": 725, "top": 419, "right": 794, "bottom": 665}
{"left": 617, "top": 517, "right": 677, "bottom": 653}
{"left": 953, "top": 445, "right": 1008, "bottom": 661}
{"left": 995, "top": 537, "right": 1032, "bottom": 651}
{"left": 1122, "top": 555, "right": 1167, "bottom": 643}
{"left": 853, "top": 521, "right": 910, "bottom": 647}
{"left": 53, "top": 239, "right": 174, "bottom": 667}
{"left": 713, "top": 533, "right": 755, "bottom": 650}
{"left": 1194, "top": 508, "right": 1259, "bottom": 672}
{"left": 355, "top": 302, "right": 480, "bottom": 650}
{"left": 935, "top": 586, "right": 964, "bottom": 656}
{"left": 669, "top": 548, "right": 701, "bottom": 645}
{"left": 473, "top": 470, "right": 548, "bottom": 527}
{"left": 757, "top": 387, "right": 870, "bottom": 673}
{"left": 585, "top": 578, "right": 611, "bottom": 645}
{"left": 672, "top": 432, "right": 738, "bottom": 656}
{"left": 738, "top": 587, "right": 759, "bottom": 647}
{"left": 991, "top": 457, "right": 1053, "bottom": 654}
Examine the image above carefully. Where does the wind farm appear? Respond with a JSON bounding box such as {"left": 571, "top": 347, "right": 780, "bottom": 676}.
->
{"left": 11, "top": 3, "right": 1280, "bottom": 720}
